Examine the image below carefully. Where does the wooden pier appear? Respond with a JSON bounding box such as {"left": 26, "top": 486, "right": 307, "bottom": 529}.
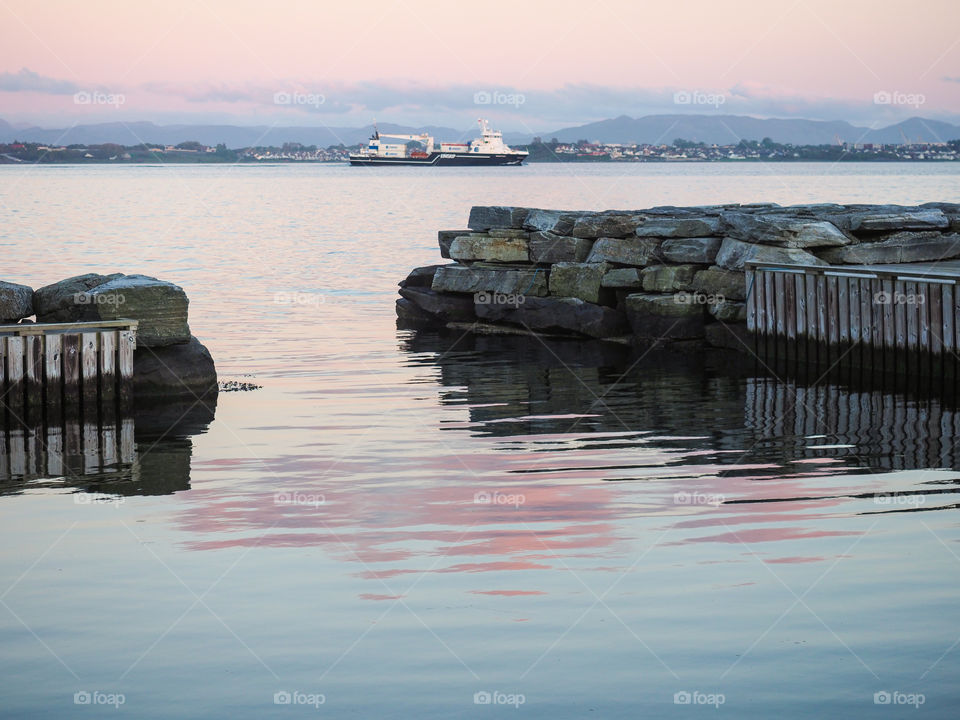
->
{"left": 746, "top": 261, "right": 960, "bottom": 376}
{"left": 0, "top": 320, "right": 138, "bottom": 419}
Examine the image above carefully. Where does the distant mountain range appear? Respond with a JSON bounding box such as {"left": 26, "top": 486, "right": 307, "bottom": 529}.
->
{"left": 1, "top": 114, "right": 958, "bottom": 147}
{"left": 536, "top": 114, "right": 960, "bottom": 146}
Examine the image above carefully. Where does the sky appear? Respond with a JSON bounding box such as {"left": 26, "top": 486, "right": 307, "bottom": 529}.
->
{"left": 1, "top": 0, "right": 958, "bottom": 132}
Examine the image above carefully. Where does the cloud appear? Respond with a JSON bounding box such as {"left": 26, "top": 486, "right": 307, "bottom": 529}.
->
{"left": 0, "top": 68, "right": 78, "bottom": 94}
{"left": 944, "top": 76, "right": 960, "bottom": 83}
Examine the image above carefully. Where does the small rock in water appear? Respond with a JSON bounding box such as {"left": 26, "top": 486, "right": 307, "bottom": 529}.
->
{"left": 218, "top": 379, "right": 262, "bottom": 392}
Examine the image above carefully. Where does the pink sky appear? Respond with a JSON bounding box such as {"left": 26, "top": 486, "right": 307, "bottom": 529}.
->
{"left": 1, "top": 0, "right": 958, "bottom": 128}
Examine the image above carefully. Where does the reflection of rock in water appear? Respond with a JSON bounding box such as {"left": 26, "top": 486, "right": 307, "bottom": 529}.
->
{"left": 403, "top": 329, "right": 755, "bottom": 452}
{"left": 400, "top": 328, "right": 960, "bottom": 476}
{"left": 0, "top": 395, "right": 215, "bottom": 497}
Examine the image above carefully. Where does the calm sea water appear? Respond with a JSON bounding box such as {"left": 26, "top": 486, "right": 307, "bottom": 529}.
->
{"left": 2, "top": 163, "right": 960, "bottom": 718}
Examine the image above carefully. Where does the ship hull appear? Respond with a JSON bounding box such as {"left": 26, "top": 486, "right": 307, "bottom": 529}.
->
{"left": 349, "top": 151, "right": 526, "bottom": 167}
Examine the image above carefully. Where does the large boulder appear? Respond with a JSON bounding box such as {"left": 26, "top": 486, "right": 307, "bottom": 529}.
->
{"left": 432, "top": 263, "right": 548, "bottom": 297}
{"left": 438, "top": 230, "right": 471, "bottom": 259}
{"left": 624, "top": 293, "right": 706, "bottom": 339}
{"left": 661, "top": 237, "right": 722, "bottom": 264}
{"left": 715, "top": 237, "right": 828, "bottom": 271}
{"left": 86, "top": 275, "right": 191, "bottom": 347}
{"left": 572, "top": 213, "right": 645, "bottom": 239}
{"left": 720, "top": 212, "right": 851, "bottom": 248}
{"left": 33, "top": 273, "right": 123, "bottom": 322}
{"left": 398, "top": 287, "right": 476, "bottom": 322}
{"left": 398, "top": 265, "right": 443, "bottom": 289}
{"left": 396, "top": 297, "right": 435, "bottom": 327}
{"left": 449, "top": 234, "right": 529, "bottom": 263}
{"left": 548, "top": 262, "right": 608, "bottom": 303}
{"left": 529, "top": 231, "right": 593, "bottom": 263}
{"left": 0, "top": 280, "right": 34, "bottom": 322}
{"left": 641, "top": 264, "right": 699, "bottom": 293}
{"left": 523, "top": 209, "right": 582, "bottom": 235}
{"left": 635, "top": 216, "right": 720, "bottom": 238}
{"left": 601, "top": 267, "right": 644, "bottom": 289}
{"left": 691, "top": 267, "right": 747, "bottom": 301}
{"left": 586, "top": 237, "right": 662, "bottom": 266}
{"left": 475, "top": 296, "right": 626, "bottom": 338}
{"left": 468, "top": 206, "right": 529, "bottom": 231}
{"left": 850, "top": 209, "right": 949, "bottom": 233}
{"left": 818, "top": 232, "right": 960, "bottom": 264}
{"left": 709, "top": 300, "right": 748, "bottom": 323}
{"left": 133, "top": 336, "right": 217, "bottom": 403}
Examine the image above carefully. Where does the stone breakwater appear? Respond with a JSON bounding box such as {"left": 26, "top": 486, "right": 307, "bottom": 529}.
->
{"left": 397, "top": 202, "right": 960, "bottom": 350}
{"left": 0, "top": 273, "right": 217, "bottom": 402}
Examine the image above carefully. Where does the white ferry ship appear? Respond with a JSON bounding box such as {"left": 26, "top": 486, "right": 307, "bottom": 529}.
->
{"left": 349, "top": 119, "right": 528, "bottom": 166}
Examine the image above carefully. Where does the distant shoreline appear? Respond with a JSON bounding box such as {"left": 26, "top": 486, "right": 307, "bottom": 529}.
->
{"left": 2, "top": 157, "right": 959, "bottom": 166}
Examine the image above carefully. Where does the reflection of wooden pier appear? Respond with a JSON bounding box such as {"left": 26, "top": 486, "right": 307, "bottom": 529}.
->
{"left": 746, "top": 262, "right": 960, "bottom": 375}
{"left": 0, "top": 417, "right": 136, "bottom": 483}
{"left": 0, "top": 320, "right": 138, "bottom": 418}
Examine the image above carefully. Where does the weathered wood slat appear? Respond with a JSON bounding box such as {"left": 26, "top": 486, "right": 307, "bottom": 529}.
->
{"left": 785, "top": 274, "right": 796, "bottom": 342}
{"left": 81, "top": 332, "right": 99, "bottom": 408}
{"left": 0, "top": 319, "right": 139, "bottom": 334}
{"left": 118, "top": 330, "right": 135, "bottom": 410}
{"left": 838, "top": 276, "right": 850, "bottom": 346}
{"left": 944, "top": 285, "right": 955, "bottom": 354}
{"left": 100, "top": 331, "right": 117, "bottom": 402}
{"left": 827, "top": 275, "right": 839, "bottom": 347}
{"left": 6, "top": 336, "right": 25, "bottom": 416}
{"left": 44, "top": 334, "right": 63, "bottom": 409}
{"left": 25, "top": 335, "right": 43, "bottom": 409}
{"left": 62, "top": 334, "right": 81, "bottom": 408}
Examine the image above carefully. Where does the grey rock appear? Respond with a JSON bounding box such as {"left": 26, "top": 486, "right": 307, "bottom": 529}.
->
{"left": 624, "top": 293, "right": 706, "bottom": 339}
{"left": 715, "top": 237, "right": 828, "bottom": 271}
{"left": 661, "top": 237, "right": 722, "bottom": 264}
{"left": 528, "top": 231, "right": 593, "bottom": 263}
{"left": 691, "top": 267, "right": 747, "bottom": 301}
{"left": 133, "top": 335, "right": 217, "bottom": 402}
{"left": 851, "top": 209, "right": 949, "bottom": 233}
{"left": 398, "top": 287, "right": 476, "bottom": 322}
{"left": 87, "top": 275, "right": 191, "bottom": 347}
{"left": 572, "top": 212, "right": 645, "bottom": 239}
{"left": 488, "top": 228, "right": 530, "bottom": 239}
{"left": 601, "top": 268, "right": 644, "bottom": 289}
{"left": 640, "top": 264, "right": 699, "bottom": 292}
{"left": 635, "top": 216, "right": 720, "bottom": 238}
{"left": 919, "top": 202, "right": 960, "bottom": 214}
{"left": 818, "top": 232, "right": 960, "bottom": 264}
{"left": 395, "top": 297, "right": 435, "bottom": 326}
{"left": 33, "top": 273, "right": 123, "bottom": 322}
{"left": 449, "top": 234, "right": 529, "bottom": 263}
{"left": 0, "top": 281, "right": 34, "bottom": 322}
{"left": 709, "top": 300, "right": 748, "bottom": 323}
{"left": 548, "top": 262, "right": 609, "bottom": 304}
{"left": 439, "top": 230, "right": 471, "bottom": 259}
{"left": 398, "top": 265, "right": 443, "bottom": 289}
{"left": 432, "top": 263, "right": 548, "bottom": 297}
{"left": 720, "top": 211, "right": 851, "bottom": 248}
{"left": 475, "top": 296, "right": 627, "bottom": 338}
{"left": 586, "top": 237, "right": 662, "bottom": 266}
{"left": 468, "top": 206, "right": 529, "bottom": 231}
{"left": 523, "top": 209, "right": 582, "bottom": 235}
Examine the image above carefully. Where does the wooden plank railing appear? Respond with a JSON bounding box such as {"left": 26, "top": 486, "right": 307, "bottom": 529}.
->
{"left": 746, "top": 262, "right": 960, "bottom": 374}
{"left": 0, "top": 320, "right": 138, "bottom": 415}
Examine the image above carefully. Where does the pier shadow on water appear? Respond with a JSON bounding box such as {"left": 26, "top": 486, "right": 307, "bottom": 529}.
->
{"left": 0, "top": 395, "right": 216, "bottom": 499}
